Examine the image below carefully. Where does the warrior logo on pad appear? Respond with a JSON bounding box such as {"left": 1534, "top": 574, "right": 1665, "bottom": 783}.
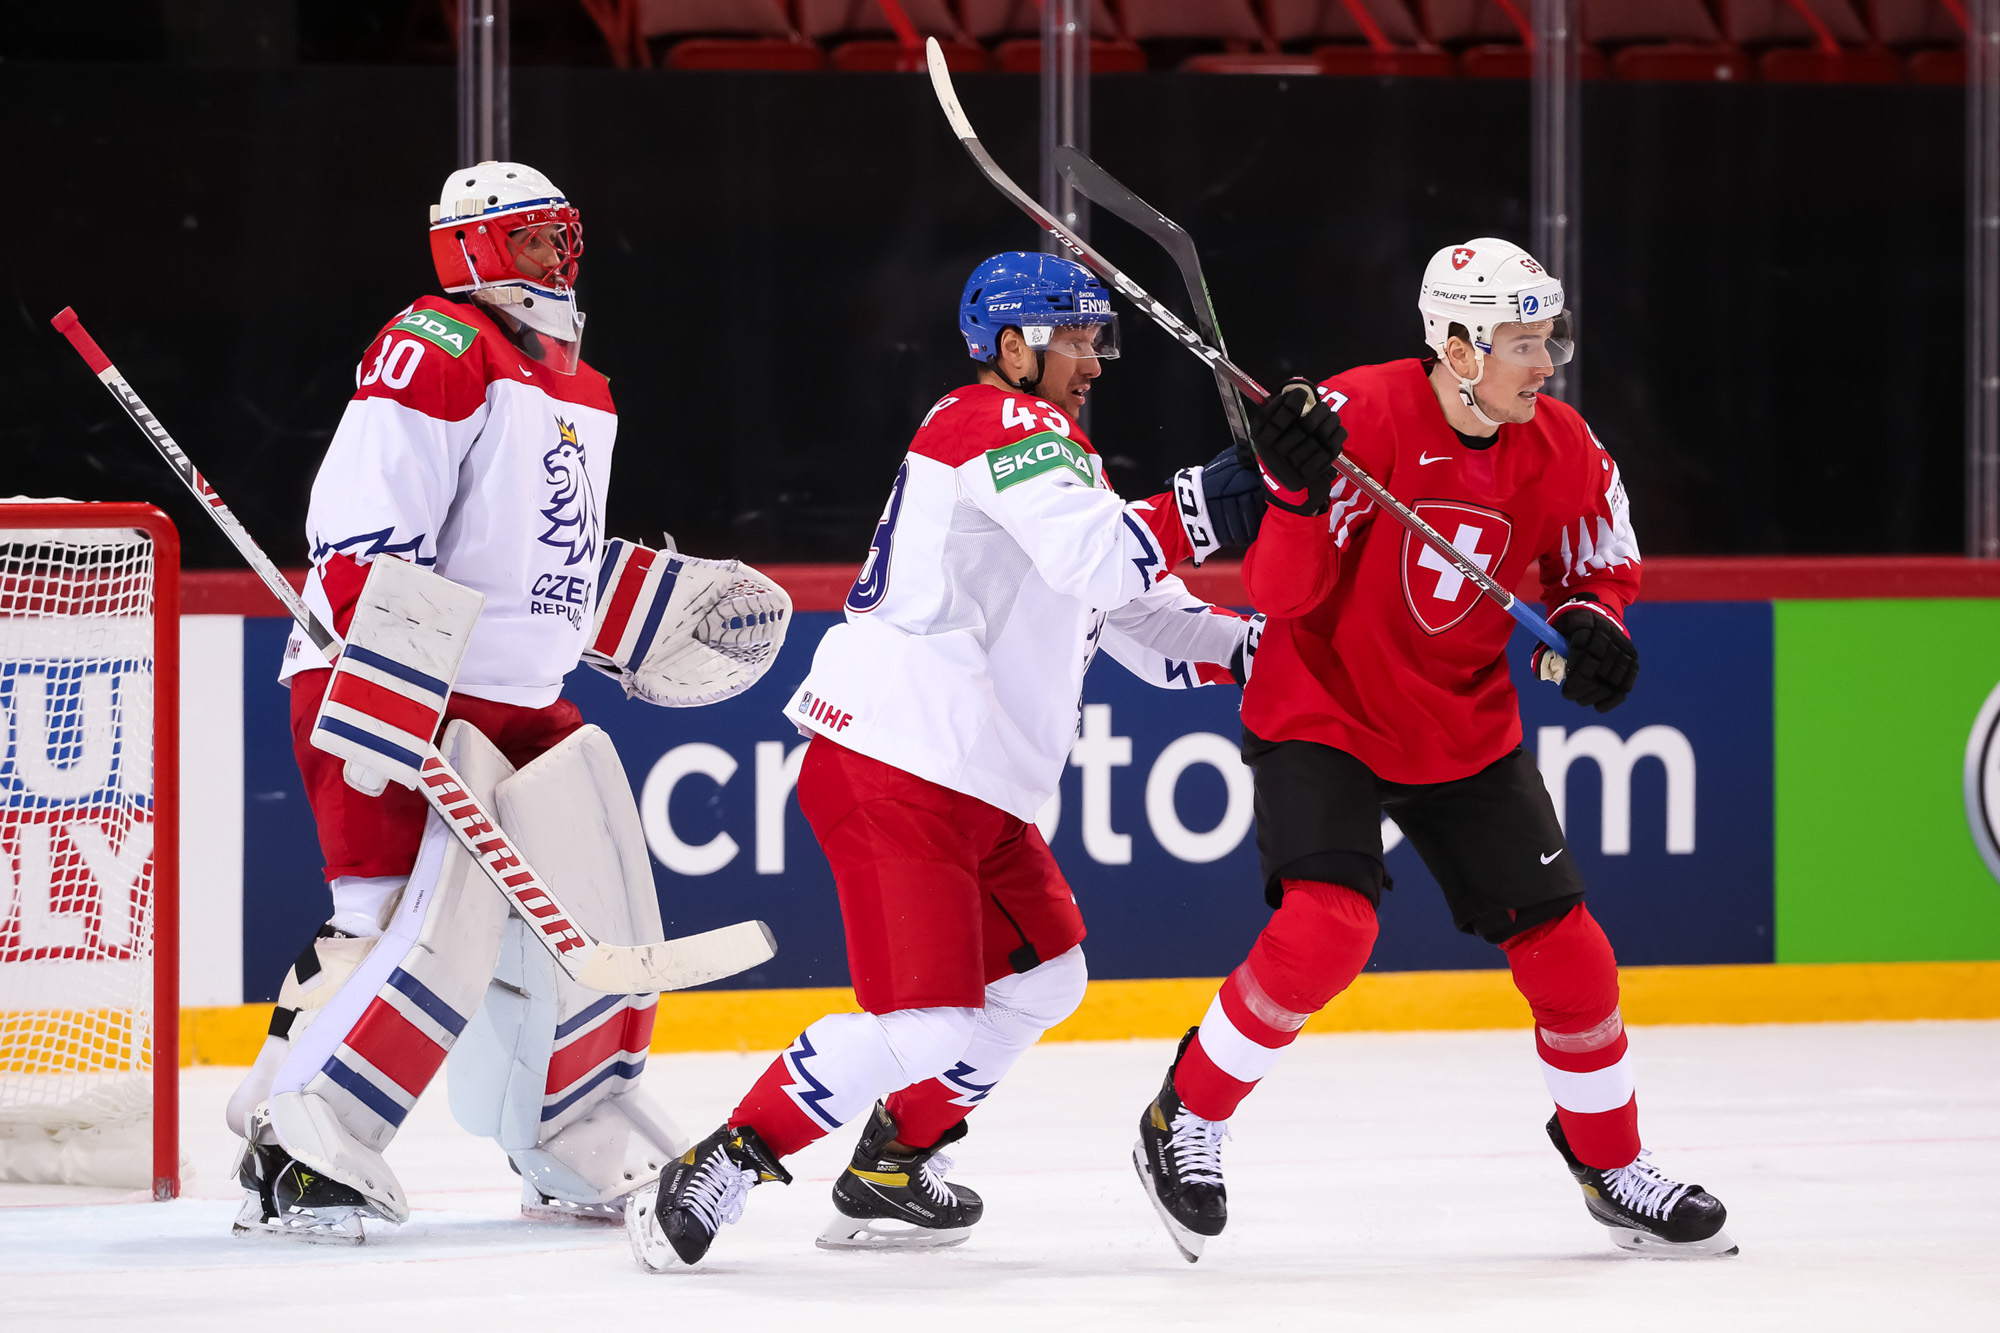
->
{"left": 1399, "top": 500, "right": 1512, "bottom": 636}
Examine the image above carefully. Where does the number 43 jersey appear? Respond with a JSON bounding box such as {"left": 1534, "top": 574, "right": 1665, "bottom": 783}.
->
{"left": 279, "top": 295, "right": 616, "bottom": 708}
{"left": 1242, "top": 358, "right": 1642, "bottom": 786}
{"left": 788, "top": 382, "right": 1249, "bottom": 822}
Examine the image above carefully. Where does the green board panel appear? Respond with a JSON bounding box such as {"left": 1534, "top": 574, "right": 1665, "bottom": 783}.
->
{"left": 1775, "top": 599, "right": 2000, "bottom": 962}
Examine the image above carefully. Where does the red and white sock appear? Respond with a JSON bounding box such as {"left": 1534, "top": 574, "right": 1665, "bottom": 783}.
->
{"left": 1503, "top": 905, "right": 1640, "bottom": 1169}
{"left": 1172, "top": 880, "right": 1378, "bottom": 1121}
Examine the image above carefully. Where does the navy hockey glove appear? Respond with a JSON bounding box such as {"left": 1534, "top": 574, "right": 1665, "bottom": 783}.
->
{"left": 1249, "top": 379, "right": 1346, "bottom": 517}
{"left": 1172, "top": 445, "right": 1267, "bottom": 563}
{"left": 1534, "top": 594, "right": 1638, "bottom": 712}
{"left": 1227, "top": 614, "right": 1265, "bottom": 686}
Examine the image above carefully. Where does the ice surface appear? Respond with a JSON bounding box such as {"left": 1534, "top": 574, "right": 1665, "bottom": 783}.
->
{"left": 3, "top": 1021, "right": 1996, "bottom": 1331}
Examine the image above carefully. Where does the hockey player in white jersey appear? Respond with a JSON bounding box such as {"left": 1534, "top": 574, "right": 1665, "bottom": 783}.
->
{"left": 626, "top": 251, "right": 1267, "bottom": 1270}
{"left": 224, "top": 161, "right": 790, "bottom": 1241}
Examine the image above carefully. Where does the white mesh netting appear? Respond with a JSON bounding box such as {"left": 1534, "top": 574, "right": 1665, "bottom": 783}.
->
{"left": 0, "top": 522, "right": 159, "bottom": 1188}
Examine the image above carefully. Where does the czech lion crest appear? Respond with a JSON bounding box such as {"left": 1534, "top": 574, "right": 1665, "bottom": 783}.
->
{"left": 539, "top": 417, "right": 600, "bottom": 567}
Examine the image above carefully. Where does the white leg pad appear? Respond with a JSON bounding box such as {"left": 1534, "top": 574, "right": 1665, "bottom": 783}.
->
{"left": 267, "top": 720, "right": 517, "bottom": 1219}
{"left": 446, "top": 724, "right": 684, "bottom": 1202}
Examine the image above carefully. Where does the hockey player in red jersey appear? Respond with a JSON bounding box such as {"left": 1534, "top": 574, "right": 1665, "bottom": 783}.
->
{"left": 223, "top": 162, "right": 789, "bottom": 1242}
{"left": 1132, "top": 239, "right": 1735, "bottom": 1262}
{"left": 626, "top": 252, "right": 1268, "bottom": 1271}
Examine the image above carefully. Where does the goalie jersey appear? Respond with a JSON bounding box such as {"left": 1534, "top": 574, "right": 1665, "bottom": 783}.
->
{"left": 787, "top": 383, "right": 1250, "bottom": 822}
{"left": 280, "top": 296, "right": 615, "bottom": 708}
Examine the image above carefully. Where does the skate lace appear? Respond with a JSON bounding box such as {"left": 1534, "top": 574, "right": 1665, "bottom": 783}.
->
{"left": 684, "top": 1152, "right": 759, "bottom": 1234}
{"left": 1169, "top": 1108, "right": 1230, "bottom": 1187}
{"left": 1602, "top": 1150, "right": 1692, "bottom": 1220}
{"left": 916, "top": 1152, "right": 958, "bottom": 1207}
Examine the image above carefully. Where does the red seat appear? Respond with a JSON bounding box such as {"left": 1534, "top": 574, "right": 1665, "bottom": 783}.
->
{"left": 1906, "top": 45, "right": 1963, "bottom": 82}
{"left": 1316, "top": 44, "right": 1455, "bottom": 76}
{"left": 1757, "top": 43, "right": 1903, "bottom": 79}
{"left": 1611, "top": 43, "right": 1753, "bottom": 80}
{"left": 1458, "top": 43, "right": 1609, "bottom": 78}
{"left": 1116, "top": 0, "right": 1278, "bottom": 66}
{"left": 832, "top": 37, "right": 991, "bottom": 69}
{"left": 1868, "top": 0, "right": 1966, "bottom": 83}
{"left": 1418, "top": 0, "right": 1536, "bottom": 79}
{"left": 663, "top": 37, "right": 829, "bottom": 69}
{"left": 993, "top": 38, "right": 1150, "bottom": 71}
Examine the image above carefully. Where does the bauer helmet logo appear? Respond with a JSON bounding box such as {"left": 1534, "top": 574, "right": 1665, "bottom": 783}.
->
{"left": 1964, "top": 678, "right": 2000, "bottom": 885}
{"left": 1452, "top": 247, "right": 1476, "bottom": 270}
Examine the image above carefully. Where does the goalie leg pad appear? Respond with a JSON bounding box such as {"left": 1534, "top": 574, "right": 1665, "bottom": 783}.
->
{"left": 446, "top": 724, "right": 685, "bottom": 1206}
{"left": 267, "top": 720, "right": 517, "bottom": 1221}
{"left": 310, "top": 556, "right": 485, "bottom": 789}
{"left": 225, "top": 926, "right": 381, "bottom": 1139}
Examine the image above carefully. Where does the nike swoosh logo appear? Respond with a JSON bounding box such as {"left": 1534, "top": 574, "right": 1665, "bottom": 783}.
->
{"left": 1540, "top": 850, "right": 1564, "bottom": 865}
{"left": 1418, "top": 452, "right": 1450, "bottom": 465}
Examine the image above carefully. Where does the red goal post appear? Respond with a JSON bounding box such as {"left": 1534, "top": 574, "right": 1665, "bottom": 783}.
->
{"left": 0, "top": 501, "right": 179, "bottom": 1200}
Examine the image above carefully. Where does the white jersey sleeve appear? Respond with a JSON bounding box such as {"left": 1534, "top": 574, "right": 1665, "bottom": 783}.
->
{"left": 1097, "top": 574, "right": 1252, "bottom": 690}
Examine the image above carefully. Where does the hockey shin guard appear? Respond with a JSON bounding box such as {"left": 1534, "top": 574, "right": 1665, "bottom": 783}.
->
{"left": 1503, "top": 905, "right": 1639, "bottom": 1169}
{"left": 1174, "top": 880, "right": 1378, "bottom": 1121}
{"left": 886, "top": 946, "right": 1089, "bottom": 1149}
{"left": 730, "top": 1005, "right": 980, "bottom": 1160}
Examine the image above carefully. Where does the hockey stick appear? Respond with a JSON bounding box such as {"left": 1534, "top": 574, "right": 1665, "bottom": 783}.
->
{"left": 926, "top": 41, "right": 1572, "bottom": 668}
{"left": 51, "top": 307, "right": 776, "bottom": 994}
{"left": 1054, "top": 144, "right": 1252, "bottom": 459}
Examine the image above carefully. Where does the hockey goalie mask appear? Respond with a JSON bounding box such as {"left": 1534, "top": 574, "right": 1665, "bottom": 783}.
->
{"left": 430, "top": 161, "right": 586, "bottom": 372}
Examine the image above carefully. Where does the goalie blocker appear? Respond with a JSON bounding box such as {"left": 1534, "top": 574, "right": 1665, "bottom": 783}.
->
{"left": 586, "top": 539, "right": 793, "bottom": 708}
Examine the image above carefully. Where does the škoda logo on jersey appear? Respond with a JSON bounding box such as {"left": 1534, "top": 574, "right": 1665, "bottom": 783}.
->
{"left": 1399, "top": 500, "right": 1513, "bottom": 636}
{"left": 419, "top": 758, "right": 586, "bottom": 954}
{"left": 987, "top": 432, "right": 1093, "bottom": 492}
{"left": 394, "top": 309, "right": 480, "bottom": 358}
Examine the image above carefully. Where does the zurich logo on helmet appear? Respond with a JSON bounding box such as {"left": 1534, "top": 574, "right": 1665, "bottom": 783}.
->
{"left": 1521, "top": 294, "right": 1540, "bottom": 316}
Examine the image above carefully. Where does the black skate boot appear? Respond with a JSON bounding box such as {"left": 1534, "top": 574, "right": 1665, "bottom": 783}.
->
{"left": 819, "top": 1102, "right": 984, "bottom": 1251}
{"left": 1133, "top": 1027, "right": 1230, "bottom": 1262}
{"left": 1548, "top": 1114, "right": 1737, "bottom": 1258}
{"left": 230, "top": 1125, "right": 375, "bottom": 1245}
{"left": 626, "top": 1123, "right": 791, "bottom": 1271}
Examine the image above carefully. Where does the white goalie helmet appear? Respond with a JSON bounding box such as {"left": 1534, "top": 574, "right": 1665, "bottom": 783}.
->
{"left": 1418, "top": 238, "right": 1573, "bottom": 426}
{"left": 428, "top": 161, "right": 585, "bottom": 368}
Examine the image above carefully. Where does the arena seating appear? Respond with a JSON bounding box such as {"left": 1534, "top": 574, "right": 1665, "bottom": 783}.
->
{"left": 572, "top": 0, "right": 1971, "bottom": 81}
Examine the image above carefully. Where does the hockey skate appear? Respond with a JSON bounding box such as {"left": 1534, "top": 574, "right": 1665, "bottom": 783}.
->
{"left": 626, "top": 1124, "right": 791, "bottom": 1271}
{"left": 520, "top": 1174, "right": 623, "bottom": 1225}
{"left": 230, "top": 1118, "right": 377, "bottom": 1245}
{"left": 818, "top": 1102, "right": 984, "bottom": 1251}
{"left": 1548, "top": 1114, "right": 1737, "bottom": 1258}
{"left": 1133, "top": 1027, "right": 1230, "bottom": 1262}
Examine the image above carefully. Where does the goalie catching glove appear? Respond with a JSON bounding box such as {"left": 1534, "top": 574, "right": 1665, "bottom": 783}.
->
{"left": 585, "top": 539, "right": 793, "bottom": 707}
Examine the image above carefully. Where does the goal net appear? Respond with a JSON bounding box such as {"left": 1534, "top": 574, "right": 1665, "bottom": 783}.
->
{"left": 0, "top": 502, "right": 178, "bottom": 1197}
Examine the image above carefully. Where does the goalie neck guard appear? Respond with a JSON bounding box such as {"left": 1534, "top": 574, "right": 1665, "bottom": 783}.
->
{"left": 429, "top": 161, "right": 585, "bottom": 370}
{"left": 1418, "top": 238, "right": 1573, "bottom": 428}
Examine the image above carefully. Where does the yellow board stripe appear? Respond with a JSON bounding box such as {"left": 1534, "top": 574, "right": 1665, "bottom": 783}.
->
{"left": 171, "top": 960, "right": 2000, "bottom": 1067}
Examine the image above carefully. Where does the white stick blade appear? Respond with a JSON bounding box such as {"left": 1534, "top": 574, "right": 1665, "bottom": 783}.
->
{"left": 927, "top": 37, "right": 975, "bottom": 140}
{"left": 572, "top": 920, "right": 777, "bottom": 994}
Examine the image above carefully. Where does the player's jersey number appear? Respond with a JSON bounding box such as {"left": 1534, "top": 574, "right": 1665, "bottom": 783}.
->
{"left": 361, "top": 334, "right": 426, "bottom": 391}
{"left": 1002, "top": 397, "right": 1070, "bottom": 436}
{"left": 846, "top": 460, "right": 909, "bottom": 614}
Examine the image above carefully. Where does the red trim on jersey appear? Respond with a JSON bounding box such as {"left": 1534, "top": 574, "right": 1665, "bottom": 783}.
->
{"left": 905, "top": 382, "right": 1097, "bottom": 469}
{"left": 319, "top": 554, "right": 371, "bottom": 638}
{"left": 350, "top": 295, "right": 613, "bottom": 422}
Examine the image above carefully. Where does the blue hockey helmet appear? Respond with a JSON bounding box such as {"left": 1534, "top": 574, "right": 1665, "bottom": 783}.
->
{"left": 959, "top": 251, "right": 1120, "bottom": 364}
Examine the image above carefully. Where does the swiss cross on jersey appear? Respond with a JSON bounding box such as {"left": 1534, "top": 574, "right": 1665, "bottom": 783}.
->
{"left": 1399, "top": 500, "right": 1513, "bottom": 635}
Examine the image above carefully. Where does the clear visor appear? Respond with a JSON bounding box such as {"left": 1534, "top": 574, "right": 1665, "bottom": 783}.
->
{"left": 1022, "top": 317, "right": 1120, "bottom": 361}
{"left": 1483, "top": 313, "right": 1574, "bottom": 368}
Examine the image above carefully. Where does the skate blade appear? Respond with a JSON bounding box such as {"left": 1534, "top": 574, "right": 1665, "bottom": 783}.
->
{"left": 523, "top": 1198, "right": 623, "bottom": 1226}
{"left": 624, "top": 1180, "right": 696, "bottom": 1273}
{"left": 1607, "top": 1225, "right": 1739, "bottom": 1259}
{"left": 232, "top": 1197, "right": 367, "bottom": 1245}
{"left": 1130, "top": 1140, "right": 1208, "bottom": 1264}
{"left": 815, "top": 1212, "right": 972, "bottom": 1251}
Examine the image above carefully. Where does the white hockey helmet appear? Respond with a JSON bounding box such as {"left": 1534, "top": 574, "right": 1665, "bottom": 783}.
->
{"left": 1417, "top": 238, "right": 1572, "bottom": 425}
{"left": 428, "top": 161, "right": 585, "bottom": 362}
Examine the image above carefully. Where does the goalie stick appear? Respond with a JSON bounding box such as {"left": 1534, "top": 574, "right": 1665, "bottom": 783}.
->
{"left": 925, "top": 41, "right": 1573, "bottom": 672}
{"left": 50, "top": 306, "right": 776, "bottom": 994}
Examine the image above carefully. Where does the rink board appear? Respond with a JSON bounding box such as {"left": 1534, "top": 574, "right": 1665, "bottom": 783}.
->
{"left": 140, "top": 571, "right": 2000, "bottom": 1046}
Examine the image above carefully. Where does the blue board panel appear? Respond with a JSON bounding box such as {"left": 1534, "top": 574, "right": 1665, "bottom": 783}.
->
{"left": 238, "top": 601, "right": 1774, "bottom": 999}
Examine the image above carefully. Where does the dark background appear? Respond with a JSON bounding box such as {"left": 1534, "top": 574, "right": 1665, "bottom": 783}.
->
{"left": 9, "top": 61, "right": 1966, "bottom": 568}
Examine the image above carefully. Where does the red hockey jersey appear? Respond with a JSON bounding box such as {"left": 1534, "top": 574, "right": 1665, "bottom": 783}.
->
{"left": 1240, "top": 358, "right": 1641, "bottom": 784}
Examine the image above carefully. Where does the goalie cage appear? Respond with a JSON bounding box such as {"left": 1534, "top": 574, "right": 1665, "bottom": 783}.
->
{"left": 0, "top": 502, "right": 179, "bottom": 1199}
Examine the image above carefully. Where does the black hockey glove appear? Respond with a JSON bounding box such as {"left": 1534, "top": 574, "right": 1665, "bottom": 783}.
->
{"left": 1248, "top": 378, "right": 1346, "bottom": 517}
{"left": 1172, "top": 444, "right": 1267, "bottom": 563}
{"left": 1534, "top": 594, "right": 1639, "bottom": 712}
